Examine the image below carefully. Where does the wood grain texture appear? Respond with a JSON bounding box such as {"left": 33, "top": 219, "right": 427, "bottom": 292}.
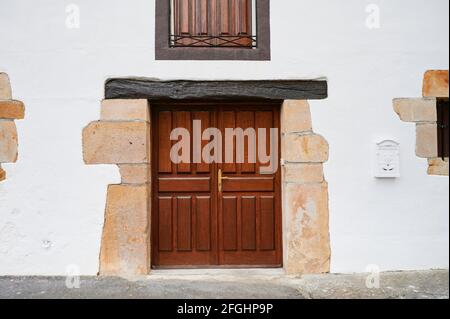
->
{"left": 158, "top": 177, "right": 211, "bottom": 193}
{"left": 105, "top": 79, "right": 328, "bottom": 101}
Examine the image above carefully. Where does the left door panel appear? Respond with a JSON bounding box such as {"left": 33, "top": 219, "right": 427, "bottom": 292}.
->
{"left": 152, "top": 108, "right": 218, "bottom": 267}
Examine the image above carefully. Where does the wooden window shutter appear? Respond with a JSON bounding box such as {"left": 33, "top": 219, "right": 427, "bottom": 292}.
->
{"left": 172, "top": 0, "right": 254, "bottom": 47}
{"left": 437, "top": 98, "right": 449, "bottom": 159}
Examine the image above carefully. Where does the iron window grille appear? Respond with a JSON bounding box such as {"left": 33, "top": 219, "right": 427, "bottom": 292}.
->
{"left": 169, "top": 0, "right": 258, "bottom": 48}
{"left": 155, "top": 0, "right": 270, "bottom": 61}
{"left": 170, "top": 35, "right": 257, "bottom": 48}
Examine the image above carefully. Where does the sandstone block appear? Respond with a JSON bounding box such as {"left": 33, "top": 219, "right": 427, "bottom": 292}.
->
{"left": 0, "top": 73, "right": 12, "bottom": 100}
{"left": 283, "top": 163, "right": 324, "bottom": 184}
{"left": 416, "top": 123, "right": 438, "bottom": 158}
{"left": 393, "top": 98, "right": 437, "bottom": 123}
{"left": 101, "top": 99, "right": 150, "bottom": 122}
{"left": 283, "top": 134, "right": 329, "bottom": 163}
{"left": 423, "top": 70, "right": 449, "bottom": 98}
{"left": 0, "top": 165, "right": 5, "bottom": 181}
{"left": 0, "top": 100, "right": 25, "bottom": 120}
{"left": 284, "top": 182, "right": 331, "bottom": 275}
{"left": 0, "top": 120, "right": 18, "bottom": 163}
{"left": 100, "top": 184, "right": 151, "bottom": 276}
{"left": 428, "top": 158, "right": 449, "bottom": 176}
{"left": 119, "top": 164, "right": 150, "bottom": 184}
{"left": 281, "top": 100, "right": 312, "bottom": 133}
{"left": 83, "top": 121, "right": 150, "bottom": 164}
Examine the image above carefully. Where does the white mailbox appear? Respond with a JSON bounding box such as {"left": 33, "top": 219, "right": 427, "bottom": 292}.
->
{"left": 375, "top": 140, "right": 400, "bottom": 178}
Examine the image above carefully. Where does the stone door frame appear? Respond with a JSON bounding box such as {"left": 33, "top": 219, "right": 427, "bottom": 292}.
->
{"left": 83, "top": 79, "right": 331, "bottom": 277}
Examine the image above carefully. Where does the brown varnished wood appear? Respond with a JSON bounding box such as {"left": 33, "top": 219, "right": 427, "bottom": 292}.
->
{"left": 222, "top": 177, "right": 274, "bottom": 192}
{"left": 158, "top": 177, "right": 211, "bottom": 193}
{"left": 260, "top": 196, "right": 275, "bottom": 251}
{"left": 222, "top": 110, "right": 237, "bottom": 173}
{"left": 222, "top": 196, "right": 238, "bottom": 251}
{"left": 241, "top": 196, "right": 257, "bottom": 250}
{"left": 194, "top": 111, "right": 211, "bottom": 173}
{"left": 152, "top": 100, "right": 282, "bottom": 268}
{"left": 173, "top": 0, "right": 253, "bottom": 47}
{"left": 158, "top": 197, "right": 173, "bottom": 252}
{"left": 158, "top": 112, "right": 172, "bottom": 173}
{"left": 196, "top": 196, "right": 212, "bottom": 251}
{"left": 237, "top": 111, "right": 256, "bottom": 173}
{"left": 174, "top": 111, "right": 192, "bottom": 173}
{"left": 217, "top": 103, "right": 282, "bottom": 266}
{"left": 177, "top": 197, "right": 193, "bottom": 251}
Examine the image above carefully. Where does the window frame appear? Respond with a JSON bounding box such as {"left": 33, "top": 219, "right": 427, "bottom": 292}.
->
{"left": 155, "top": 0, "right": 271, "bottom": 60}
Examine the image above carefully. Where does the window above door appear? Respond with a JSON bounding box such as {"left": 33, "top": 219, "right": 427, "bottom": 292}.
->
{"left": 155, "top": 0, "right": 271, "bottom": 60}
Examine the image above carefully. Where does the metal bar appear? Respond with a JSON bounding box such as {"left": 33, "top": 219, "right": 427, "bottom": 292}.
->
{"left": 170, "top": 34, "right": 257, "bottom": 47}
{"left": 169, "top": 0, "right": 257, "bottom": 48}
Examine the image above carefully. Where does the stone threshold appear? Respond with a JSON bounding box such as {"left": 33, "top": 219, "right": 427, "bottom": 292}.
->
{"left": 151, "top": 268, "right": 285, "bottom": 277}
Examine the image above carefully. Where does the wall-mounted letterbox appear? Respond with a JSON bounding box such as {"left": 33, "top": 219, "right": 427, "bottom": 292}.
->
{"left": 374, "top": 140, "right": 400, "bottom": 178}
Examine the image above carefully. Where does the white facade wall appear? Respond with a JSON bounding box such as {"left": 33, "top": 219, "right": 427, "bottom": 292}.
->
{"left": 0, "top": 0, "right": 448, "bottom": 275}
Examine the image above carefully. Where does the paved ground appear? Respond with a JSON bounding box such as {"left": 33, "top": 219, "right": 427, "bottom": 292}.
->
{"left": 0, "top": 269, "right": 448, "bottom": 299}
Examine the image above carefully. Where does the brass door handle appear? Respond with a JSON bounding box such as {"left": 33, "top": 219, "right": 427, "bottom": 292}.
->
{"left": 218, "top": 169, "right": 230, "bottom": 192}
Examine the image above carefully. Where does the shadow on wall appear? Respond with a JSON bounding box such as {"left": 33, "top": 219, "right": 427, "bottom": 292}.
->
{"left": 0, "top": 72, "right": 25, "bottom": 182}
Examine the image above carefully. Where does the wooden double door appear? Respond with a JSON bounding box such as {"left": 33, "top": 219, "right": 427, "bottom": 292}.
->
{"left": 152, "top": 101, "right": 282, "bottom": 268}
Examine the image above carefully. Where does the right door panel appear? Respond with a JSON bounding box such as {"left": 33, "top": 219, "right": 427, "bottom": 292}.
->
{"left": 217, "top": 105, "right": 282, "bottom": 266}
